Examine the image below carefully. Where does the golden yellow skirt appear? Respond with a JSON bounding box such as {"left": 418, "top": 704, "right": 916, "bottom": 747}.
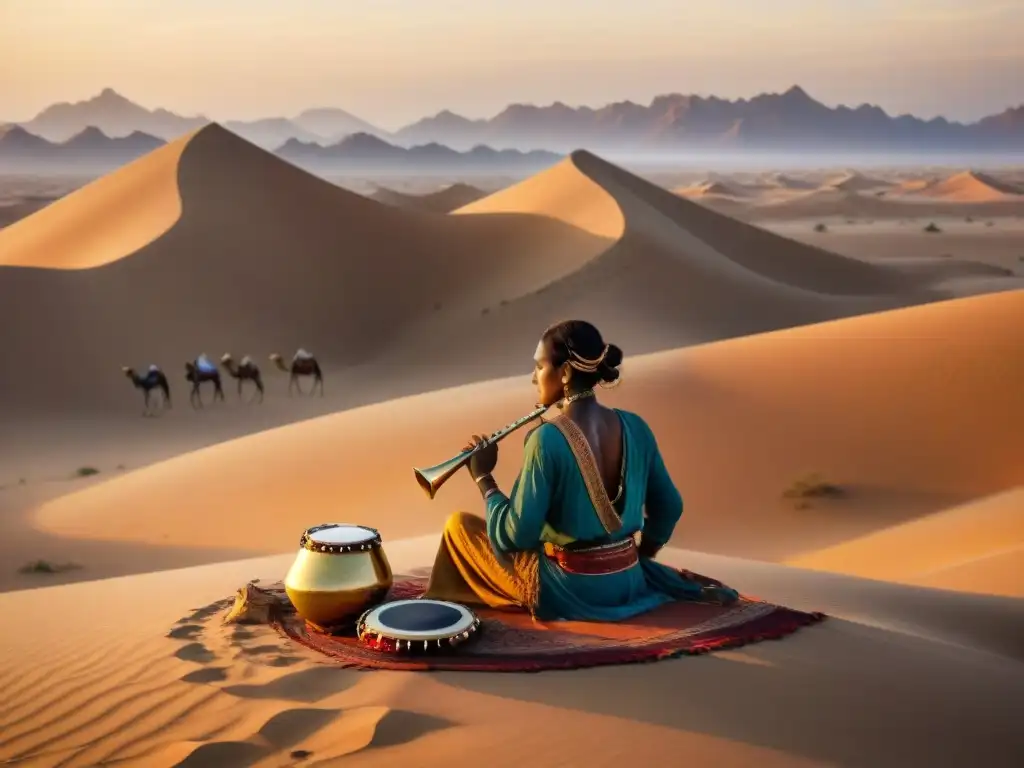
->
{"left": 423, "top": 512, "right": 539, "bottom": 612}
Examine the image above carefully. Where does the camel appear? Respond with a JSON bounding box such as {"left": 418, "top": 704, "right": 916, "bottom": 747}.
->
{"left": 122, "top": 365, "right": 171, "bottom": 415}
{"left": 269, "top": 349, "right": 324, "bottom": 396}
{"left": 185, "top": 354, "right": 225, "bottom": 407}
{"left": 220, "top": 353, "right": 264, "bottom": 402}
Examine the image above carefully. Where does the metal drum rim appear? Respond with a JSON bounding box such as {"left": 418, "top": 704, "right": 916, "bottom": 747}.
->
{"left": 357, "top": 598, "right": 480, "bottom": 642}
{"left": 298, "top": 522, "right": 383, "bottom": 554}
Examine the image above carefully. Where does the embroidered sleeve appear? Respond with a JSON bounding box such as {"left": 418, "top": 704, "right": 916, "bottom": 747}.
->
{"left": 485, "top": 425, "right": 554, "bottom": 554}
{"left": 641, "top": 419, "right": 683, "bottom": 546}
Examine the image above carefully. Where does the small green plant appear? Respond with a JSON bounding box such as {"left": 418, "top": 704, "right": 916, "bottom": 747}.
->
{"left": 75, "top": 466, "right": 100, "bottom": 478}
{"left": 18, "top": 560, "right": 83, "bottom": 575}
{"left": 813, "top": 222, "right": 828, "bottom": 233}
{"left": 923, "top": 222, "right": 941, "bottom": 233}
{"left": 783, "top": 473, "right": 844, "bottom": 508}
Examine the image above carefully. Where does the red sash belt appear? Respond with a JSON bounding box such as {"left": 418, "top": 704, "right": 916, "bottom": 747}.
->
{"left": 544, "top": 538, "right": 639, "bottom": 575}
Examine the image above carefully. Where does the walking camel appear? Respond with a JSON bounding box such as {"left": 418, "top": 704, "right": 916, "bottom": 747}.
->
{"left": 122, "top": 365, "right": 171, "bottom": 415}
{"left": 185, "top": 354, "right": 225, "bottom": 407}
{"left": 220, "top": 353, "right": 264, "bottom": 402}
{"left": 269, "top": 349, "right": 324, "bottom": 396}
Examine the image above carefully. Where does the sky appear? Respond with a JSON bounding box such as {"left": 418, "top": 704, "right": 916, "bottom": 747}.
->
{"left": 2, "top": 0, "right": 1022, "bottom": 130}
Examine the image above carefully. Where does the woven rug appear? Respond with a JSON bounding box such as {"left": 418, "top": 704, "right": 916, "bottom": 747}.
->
{"left": 271, "top": 577, "right": 826, "bottom": 673}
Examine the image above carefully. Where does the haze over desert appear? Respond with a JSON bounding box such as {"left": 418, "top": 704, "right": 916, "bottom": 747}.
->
{"left": 3, "top": 3, "right": 1024, "bottom": 766}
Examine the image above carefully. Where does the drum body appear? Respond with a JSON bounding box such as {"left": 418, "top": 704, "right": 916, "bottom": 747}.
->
{"left": 284, "top": 523, "right": 393, "bottom": 631}
{"left": 357, "top": 598, "right": 481, "bottom": 653}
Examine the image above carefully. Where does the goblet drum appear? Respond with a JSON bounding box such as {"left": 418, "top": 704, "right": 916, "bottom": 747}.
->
{"left": 283, "top": 523, "right": 393, "bottom": 632}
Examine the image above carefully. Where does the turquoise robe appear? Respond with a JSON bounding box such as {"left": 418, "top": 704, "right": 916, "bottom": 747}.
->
{"left": 484, "top": 409, "right": 732, "bottom": 621}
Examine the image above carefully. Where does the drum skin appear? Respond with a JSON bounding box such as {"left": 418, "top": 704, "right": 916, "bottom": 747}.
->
{"left": 284, "top": 525, "right": 393, "bottom": 631}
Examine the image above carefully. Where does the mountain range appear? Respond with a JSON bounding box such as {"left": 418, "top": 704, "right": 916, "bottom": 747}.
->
{"left": 0, "top": 124, "right": 561, "bottom": 175}
{"left": 4, "top": 86, "right": 1024, "bottom": 155}
{"left": 394, "top": 87, "right": 1024, "bottom": 153}
{"left": 0, "top": 125, "right": 166, "bottom": 173}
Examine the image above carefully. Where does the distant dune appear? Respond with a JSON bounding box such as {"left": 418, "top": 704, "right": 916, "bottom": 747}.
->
{"left": 673, "top": 179, "right": 753, "bottom": 198}
{"left": 751, "top": 187, "right": 910, "bottom": 219}
{"left": 763, "top": 172, "right": 818, "bottom": 190}
{"left": 823, "top": 171, "right": 889, "bottom": 192}
{"left": 370, "top": 182, "right": 487, "bottom": 213}
{"left": 789, "top": 487, "right": 1024, "bottom": 598}
{"left": 914, "top": 170, "right": 1024, "bottom": 202}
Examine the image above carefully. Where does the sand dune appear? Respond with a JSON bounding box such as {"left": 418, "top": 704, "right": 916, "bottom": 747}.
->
{"left": 822, "top": 171, "right": 888, "bottom": 192}
{"left": 752, "top": 187, "right": 905, "bottom": 219}
{"left": 673, "top": 179, "right": 753, "bottom": 198}
{"left": 0, "top": 135, "right": 189, "bottom": 268}
{"left": 763, "top": 173, "right": 817, "bottom": 190}
{"left": 0, "top": 126, "right": 612, "bottom": 413}
{"left": 453, "top": 153, "right": 626, "bottom": 238}
{"left": 33, "top": 290, "right": 1024, "bottom": 566}
{"left": 370, "top": 182, "right": 487, "bottom": 213}
{"left": 0, "top": 542, "right": 1022, "bottom": 767}
{"left": 788, "top": 487, "right": 1024, "bottom": 597}
{"left": 915, "top": 170, "right": 1024, "bottom": 202}
{"left": 743, "top": 183, "right": 1024, "bottom": 221}
{"left": 1, "top": 137, "right": 958, "bottom": 422}
{"left": 4, "top": 140, "right": 1024, "bottom": 766}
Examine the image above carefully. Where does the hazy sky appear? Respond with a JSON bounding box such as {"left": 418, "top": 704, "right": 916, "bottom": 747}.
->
{"left": 3, "top": 0, "right": 1022, "bottom": 129}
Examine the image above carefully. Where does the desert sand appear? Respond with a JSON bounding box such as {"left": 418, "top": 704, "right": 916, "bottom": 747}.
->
{"left": 1, "top": 542, "right": 1022, "bottom": 767}
{"left": 2, "top": 128, "right": 1024, "bottom": 766}
{"left": 370, "top": 182, "right": 487, "bottom": 213}
{"left": 789, "top": 486, "right": 1024, "bottom": 597}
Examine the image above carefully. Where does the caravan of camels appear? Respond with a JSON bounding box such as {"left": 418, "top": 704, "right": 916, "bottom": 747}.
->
{"left": 122, "top": 348, "right": 322, "bottom": 414}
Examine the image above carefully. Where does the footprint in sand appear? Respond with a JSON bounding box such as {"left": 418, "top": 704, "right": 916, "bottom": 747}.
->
{"left": 179, "top": 666, "right": 229, "bottom": 684}
{"left": 166, "top": 623, "right": 202, "bottom": 640}
{"left": 175, "top": 706, "right": 455, "bottom": 766}
{"left": 173, "top": 642, "right": 216, "bottom": 664}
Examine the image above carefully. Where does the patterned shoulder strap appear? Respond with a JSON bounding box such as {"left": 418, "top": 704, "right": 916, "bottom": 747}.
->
{"left": 548, "top": 414, "right": 623, "bottom": 535}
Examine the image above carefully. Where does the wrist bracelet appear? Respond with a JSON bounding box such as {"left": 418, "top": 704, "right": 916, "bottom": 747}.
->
{"left": 483, "top": 487, "right": 501, "bottom": 501}
{"left": 473, "top": 472, "right": 493, "bottom": 484}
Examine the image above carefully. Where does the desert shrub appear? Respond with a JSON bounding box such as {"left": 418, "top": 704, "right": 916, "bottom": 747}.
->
{"left": 923, "top": 222, "right": 942, "bottom": 233}
{"left": 75, "top": 466, "right": 100, "bottom": 477}
{"left": 18, "top": 560, "right": 82, "bottom": 575}
{"left": 813, "top": 222, "right": 828, "bottom": 233}
{"left": 782, "top": 473, "right": 844, "bottom": 505}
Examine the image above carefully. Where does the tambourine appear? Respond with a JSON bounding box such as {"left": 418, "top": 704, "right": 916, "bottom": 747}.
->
{"left": 356, "top": 598, "right": 482, "bottom": 653}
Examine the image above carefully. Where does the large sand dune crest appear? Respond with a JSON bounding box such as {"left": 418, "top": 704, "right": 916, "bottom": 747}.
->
{"left": 0, "top": 126, "right": 612, "bottom": 412}
{"left": 387, "top": 149, "right": 962, "bottom": 380}
{"left": 0, "top": 135, "right": 190, "bottom": 270}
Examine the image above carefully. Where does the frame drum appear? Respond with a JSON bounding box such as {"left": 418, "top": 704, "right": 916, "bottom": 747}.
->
{"left": 356, "top": 599, "right": 482, "bottom": 653}
{"left": 284, "top": 523, "right": 393, "bottom": 631}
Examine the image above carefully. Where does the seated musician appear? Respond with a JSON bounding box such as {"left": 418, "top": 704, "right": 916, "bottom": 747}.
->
{"left": 424, "top": 319, "right": 738, "bottom": 621}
